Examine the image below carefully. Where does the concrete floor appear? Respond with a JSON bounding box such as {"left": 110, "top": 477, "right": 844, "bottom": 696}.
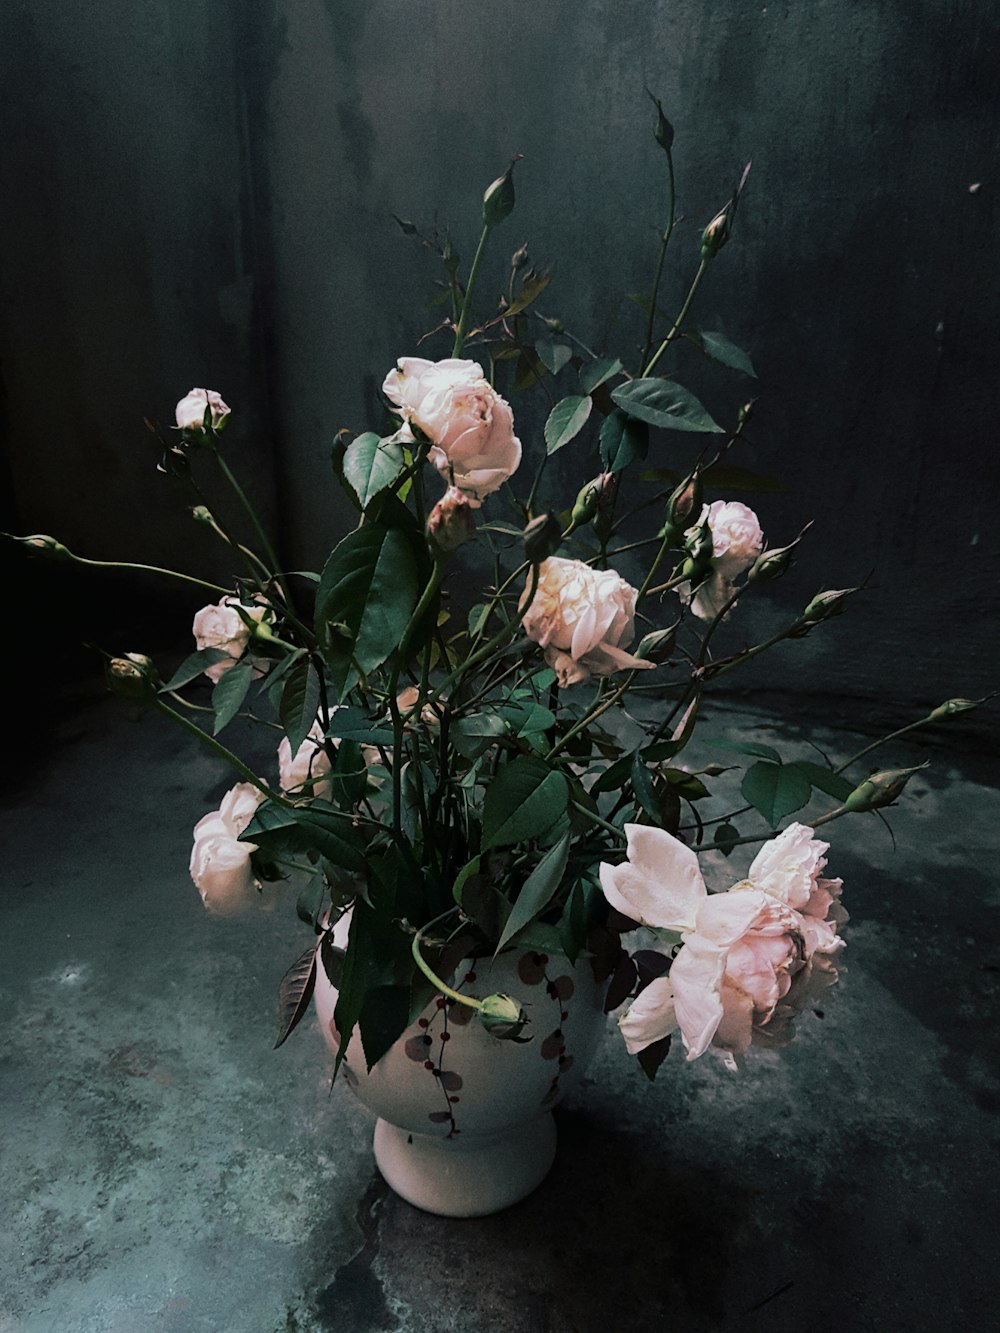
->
{"left": 1, "top": 685, "right": 998, "bottom": 1332}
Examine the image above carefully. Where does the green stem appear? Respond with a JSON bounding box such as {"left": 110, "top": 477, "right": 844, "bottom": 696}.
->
{"left": 547, "top": 673, "right": 635, "bottom": 762}
{"left": 212, "top": 447, "right": 295, "bottom": 610}
{"left": 834, "top": 718, "right": 933, "bottom": 775}
{"left": 640, "top": 149, "right": 676, "bottom": 371}
{"left": 642, "top": 258, "right": 708, "bottom": 378}
{"left": 152, "top": 697, "right": 290, "bottom": 806}
{"left": 452, "top": 223, "right": 491, "bottom": 356}
{"left": 51, "top": 550, "right": 230, "bottom": 596}
{"left": 411, "top": 910, "right": 483, "bottom": 1010}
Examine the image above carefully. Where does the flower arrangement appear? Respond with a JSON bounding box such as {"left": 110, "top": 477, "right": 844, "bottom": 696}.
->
{"left": 13, "top": 103, "right": 985, "bottom": 1089}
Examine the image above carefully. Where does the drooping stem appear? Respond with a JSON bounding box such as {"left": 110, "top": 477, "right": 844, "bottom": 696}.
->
{"left": 152, "top": 697, "right": 289, "bottom": 805}
{"left": 411, "top": 909, "right": 483, "bottom": 1010}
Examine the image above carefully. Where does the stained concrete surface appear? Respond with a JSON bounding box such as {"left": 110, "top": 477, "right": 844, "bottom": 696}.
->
{"left": 1, "top": 685, "right": 998, "bottom": 1332}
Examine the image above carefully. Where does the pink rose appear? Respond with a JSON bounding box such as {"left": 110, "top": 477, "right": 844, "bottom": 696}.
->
{"left": 278, "top": 720, "right": 333, "bottom": 800}
{"left": 175, "top": 387, "right": 230, "bottom": 431}
{"left": 679, "top": 500, "right": 763, "bottom": 621}
{"left": 382, "top": 357, "right": 521, "bottom": 502}
{"left": 192, "top": 597, "right": 271, "bottom": 683}
{"left": 521, "top": 557, "right": 654, "bottom": 688}
{"left": 189, "top": 783, "right": 265, "bottom": 914}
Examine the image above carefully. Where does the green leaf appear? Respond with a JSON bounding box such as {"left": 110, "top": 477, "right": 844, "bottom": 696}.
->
{"left": 279, "top": 657, "right": 321, "bottom": 754}
{"left": 710, "top": 738, "right": 782, "bottom": 764}
{"left": 535, "top": 337, "right": 572, "bottom": 376}
{"left": 316, "top": 525, "right": 421, "bottom": 696}
{"left": 795, "top": 761, "right": 855, "bottom": 803}
{"left": 494, "top": 832, "right": 571, "bottom": 955}
{"left": 741, "top": 761, "right": 812, "bottom": 827}
{"left": 579, "top": 357, "right": 623, "bottom": 395}
{"left": 295, "top": 871, "right": 328, "bottom": 927}
{"left": 159, "top": 648, "right": 230, "bottom": 692}
{"left": 481, "top": 755, "right": 569, "bottom": 849}
{"left": 342, "top": 432, "right": 406, "bottom": 509}
{"left": 211, "top": 662, "right": 253, "bottom": 734}
{"left": 599, "top": 409, "right": 649, "bottom": 473}
{"left": 452, "top": 856, "right": 481, "bottom": 905}
{"left": 545, "top": 395, "right": 593, "bottom": 454}
{"left": 323, "top": 706, "right": 395, "bottom": 745}
{"left": 504, "top": 268, "right": 552, "bottom": 316}
{"left": 451, "top": 713, "right": 507, "bottom": 760}
{"left": 274, "top": 944, "right": 318, "bottom": 1049}
{"left": 630, "top": 754, "right": 659, "bottom": 820}
{"left": 359, "top": 984, "right": 412, "bottom": 1072}
{"left": 697, "top": 331, "right": 757, "bottom": 377}
{"left": 715, "top": 823, "right": 739, "bottom": 857}
{"left": 559, "top": 881, "right": 589, "bottom": 964}
{"left": 499, "top": 701, "right": 556, "bottom": 737}
{"left": 610, "top": 378, "right": 722, "bottom": 433}
{"left": 242, "top": 800, "right": 367, "bottom": 873}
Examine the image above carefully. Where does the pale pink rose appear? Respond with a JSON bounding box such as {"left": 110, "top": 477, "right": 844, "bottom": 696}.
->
{"left": 278, "top": 720, "right": 332, "bottom": 800}
{"left": 679, "top": 500, "right": 763, "bottom": 621}
{"left": 175, "top": 387, "right": 230, "bottom": 431}
{"left": 382, "top": 357, "right": 521, "bottom": 502}
{"left": 521, "top": 557, "right": 654, "bottom": 688}
{"left": 189, "top": 782, "right": 265, "bottom": 914}
{"left": 192, "top": 597, "right": 270, "bottom": 683}
{"left": 599, "top": 823, "right": 706, "bottom": 930}
{"left": 746, "top": 822, "right": 849, "bottom": 957}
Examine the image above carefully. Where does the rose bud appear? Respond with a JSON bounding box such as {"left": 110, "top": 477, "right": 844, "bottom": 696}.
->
{"left": 927, "top": 695, "right": 992, "bottom": 722}
{"left": 427, "top": 485, "right": 477, "bottom": 553}
{"left": 660, "top": 472, "right": 703, "bottom": 543}
{"left": 569, "top": 474, "right": 613, "bottom": 531}
{"left": 843, "top": 763, "right": 929, "bottom": 813}
{"left": 511, "top": 242, "right": 529, "bottom": 271}
{"left": 483, "top": 158, "right": 519, "bottom": 227}
{"left": 106, "top": 653, "right": 159, "bottom": 702}
{"left": 800, "top": 587, "right": 857, "bottom": 625}
{"left": 701, "top": 206, "right": 732, "bottom": 259}
{"left": 17, "top": 533, "right": 71, "bottom": 561}
{"left": 175, "top": 388, "right": 231, "bottom": 434}
{"left": 191, "top": 505, "right": 214, "bottom": 525}
{"left": 748, "top": 542, "right": 796, "bottom": 584}
{"left": 478, "top": 993, "right": 531, "bottom": 1041}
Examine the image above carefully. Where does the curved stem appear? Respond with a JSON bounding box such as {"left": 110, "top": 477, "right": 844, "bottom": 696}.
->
{"left": 411, "top": 909, "right": 483, "bottom": 1010}
{"left": 152, "top": 697, "right": 289, "bottom": 806}
{"left": 642, "top": 259, "right": 708, "bottom": 378}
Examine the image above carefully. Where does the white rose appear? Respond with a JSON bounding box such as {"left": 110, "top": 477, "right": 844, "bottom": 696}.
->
{"left": 382, "top": 357, "right": 521, "bottom": 503}
{"left": 520, "top": 557, "right": 654, "bottom": 688}
{"left": 175, "top": 387, "right": 230, "bottom": 431}
{"left": 680, "top": 500, "right": 763, "bottom": 621}
{"left": 192, "top": 597, "right": 270, "bottom": 683}
{"left": 189, "top": 782, "right": 265, "bottom": 914}
{"left": 278, "top": 720, "right": 333, "bottom": 799}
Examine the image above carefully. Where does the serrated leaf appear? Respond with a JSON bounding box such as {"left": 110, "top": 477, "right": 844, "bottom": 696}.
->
{"left": 241, "top": 800, "right": 367, "bottom": 872}
{"left": 795, "top": 762, "right": 855, "bottom": 802}
{"left": 545, "top": 395, "right": 593, "bottom": 454}
{"left": 741, "top": 761, "right": 812, "bottom": 827}
{"left": 342, "top": 432, "right": 406, "bottom": 509}
{"left": 211, "top": 661, "right": 253, "bottom": 734}
{"left": 274, "top": 944, "right": 318, "bottom": 1048}
{"left": 599, "top": 409, "right": 649, "bottom": 473}
{"left": 159, "top": 648, "right": 231, "bottom": 692}
{"left": 316, "top": 525, "right": 421, "bottom": 696}
{"left": 494, "top": 833, "right": 570, "bottom": 955}
{"left": 611, "top": 378, "right": 722, "bottom": 433}
{"left": 481, "top": 755, "right": 569, "bottom": 849}
{"left": 279, "top": 657, "right": 321, "bottom": 754}
{"left": 579, "top": 357, "right": 623, "bottom": 395}
{"left": 535, "top": 337, "right": 572, "bottom": 376}
{"left": 697, "top": 330, "right": 756, "bottom": 377}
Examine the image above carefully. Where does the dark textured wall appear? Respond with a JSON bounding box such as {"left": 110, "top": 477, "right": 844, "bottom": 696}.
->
{"left": 2, "top": 1, "right": 998, "bottom": 731}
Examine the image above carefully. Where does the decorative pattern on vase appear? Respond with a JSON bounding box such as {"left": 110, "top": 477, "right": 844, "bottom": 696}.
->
{"left": 516, "top": 951, "right": 578, "bottom": 1108}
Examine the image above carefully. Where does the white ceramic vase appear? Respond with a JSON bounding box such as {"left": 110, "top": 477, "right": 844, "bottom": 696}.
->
{"left": 313, "top": 916, "right": 607, "bottom": 1217}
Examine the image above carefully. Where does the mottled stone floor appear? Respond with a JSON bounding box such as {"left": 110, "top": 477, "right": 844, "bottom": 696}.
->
{"left": 1, "top": 687, "right": 997, "bottom": 1332}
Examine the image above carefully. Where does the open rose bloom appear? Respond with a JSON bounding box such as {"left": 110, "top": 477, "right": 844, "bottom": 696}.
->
{"left": 382, "top": 357, "right": 521, "bottom": 503}
{"left": 680, "top": 500, "right": 763, "bottom": 621}
{"left": 189, "top": 783, "right": 265, "bottom": 914}
{"left": 521, "top": 556, "right": 654, "bottom": 688}
{"left": 192, "top": 597, "right": 271, "bottom": 683}
{"left": 601, "top": 823, "right": 847, "bottom": 1066}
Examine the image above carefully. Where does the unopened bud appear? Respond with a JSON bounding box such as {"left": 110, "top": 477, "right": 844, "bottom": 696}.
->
{"left": 661, "top": 472, "right": 703, "bottom": 543}
{"left": 523, "top": 513, "right": 562, "bottom": 564}
{"left": 570, "top": 473, "right": 614, "bottom": 531}
{"left": 647, "top": 89, "right": 675, "bottom": 153}
{"left": 18, "top": 534, "right": 71, "bottom": 561}
{"left": 701, "top": 207, "right": 731, "bottom": 259}
{"left": 749, "top": 543, "right": 795, "bottom": 584}
{"left": 191, "top": 505, "right": 214, "bottom": 524}
{"left": 107, "top": 653, "right": 159, "bottom": 703}
{"left": 843, "top": 763, "right": 928, "bottom": 813}
{"left": 592, "top": 472, "right": 619, "bottom": 543}
{"left": 540, "top": 315, "right": 565, "bottom": 335}
{"left": 737, "top": 400, "right": 756, "bottom": 427}
{"left": 800, "top": 587, "right": 856, "bottom": 625}
{"left": 427, "top": 486, "right": 477, "bottom": 553}
{"left": 635, "top": 624, "right": 677, "bottom": 663}
{"left": 511, "top": 242, "right": 529, "bottom": 271}
{"left": 927, "top": 696, "right": 989, "bottom": 722}
{"left": 478, "top": 992, "right": 530, "bottom": 1041}
{"left": 483, "top": 157, "right": 520, "bottom": 228}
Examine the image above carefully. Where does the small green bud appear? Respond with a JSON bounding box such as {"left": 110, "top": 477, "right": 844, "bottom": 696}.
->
{"left": 483, "top": 156, "right": 520, "bottom": 228}
{"left": 592, "top": 472, "right": 619, "bottom": 543}
{"left": 800, "top": 587, "right": 856, "bottom": 624}
{"left": 748, "top": 543, "right": 795, "bottom": 584}
{"left": 540, "top": 315, "right": 565, "bottom": 335}
{"left": 634, "top": 624, "right": 677, "bottom": 663}
{"left": 737, "top": 400, "right": 756, "bottom": 426}
{"left": 843, "top": 763, "right": 929, "bottom": 813}
{"left": 661, "top": 472, "right": 703, "bottom": 543}
{"left": 927, "top": 696, "right": 991, "bottom": 722}
{"left": 511, "top": 242, "right": 529, "bottom": 271}
{"left": 570, "top": 476, "right": 603, "bottom": 529}
{"left": 191, "top": 505, "right": 214, "bottom": 524}
{"left": 478, "top": 992, "right": 530, "bottom": 1041}
{"left": 701, "top": 207, "right": 731, "bottom": 259}
{"left": 646, "top": 89, "right": 675, "bottom": 153}
{"left": 523, "top": 513, "right": 562, "bottom": 565}
{"left": 19, "top": 534, "right": 71, "bottom": 561}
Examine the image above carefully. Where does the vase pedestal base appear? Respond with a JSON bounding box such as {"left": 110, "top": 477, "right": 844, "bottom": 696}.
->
{"left": 372, "top": 1114, "right": 557, "bottom": 1218}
